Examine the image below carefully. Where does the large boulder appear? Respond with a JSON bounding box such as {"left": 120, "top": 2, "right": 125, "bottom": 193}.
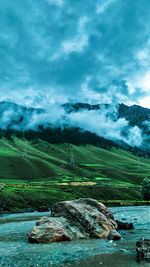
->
{"left": 28, "top": 198, "right": 119, "bottom": 243}
{"left": 136, "top": 238, "right": 150, "bottom": 263}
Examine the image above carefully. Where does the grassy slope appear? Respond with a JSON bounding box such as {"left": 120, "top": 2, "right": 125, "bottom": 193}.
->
{"left": 0, "top": 137, "right": 149, "bottom": 211}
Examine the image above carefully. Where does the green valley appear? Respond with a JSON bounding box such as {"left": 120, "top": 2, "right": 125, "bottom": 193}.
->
{"left": 0, "top": 137, "right": 149, "bottom": 212}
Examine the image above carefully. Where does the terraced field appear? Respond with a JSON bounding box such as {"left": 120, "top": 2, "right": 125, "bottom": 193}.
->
{"left": 0, "top": 137, "right": 149, "bottom": 211}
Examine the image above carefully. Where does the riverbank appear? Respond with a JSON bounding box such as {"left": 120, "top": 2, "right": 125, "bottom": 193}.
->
{"left": 0, "top": 198, "right": 149, "bottom": 214}
{"left": 0, "top": 182, "right": 149, "bottom": 213}
{"left": 0, "top": 206, "right": 149, "bottom": 267}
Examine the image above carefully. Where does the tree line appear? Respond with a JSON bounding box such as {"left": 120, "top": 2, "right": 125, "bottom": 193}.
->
{"left": 0, "top": 126, "right": 150, "bottom": 158}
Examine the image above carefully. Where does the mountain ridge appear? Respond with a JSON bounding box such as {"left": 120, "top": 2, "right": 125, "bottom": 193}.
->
{"left": 0, "top": 101, "right": 150, "bottom": 153}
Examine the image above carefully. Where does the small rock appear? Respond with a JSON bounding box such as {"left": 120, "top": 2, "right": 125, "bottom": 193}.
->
{"left": 108, "top": 230, "right": 121, "bottom": 240}
{"left": 116, "top": 220, "right": 134, "bottom": 230}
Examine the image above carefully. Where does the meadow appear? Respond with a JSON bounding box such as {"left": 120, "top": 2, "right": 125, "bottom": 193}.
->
{"left": 0, "top": 137, "right": 149, "bottom": 211}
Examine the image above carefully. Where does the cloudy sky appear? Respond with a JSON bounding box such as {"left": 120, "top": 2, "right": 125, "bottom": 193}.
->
{"left": 1, "top": 0, "right": 150, "bottom": 108}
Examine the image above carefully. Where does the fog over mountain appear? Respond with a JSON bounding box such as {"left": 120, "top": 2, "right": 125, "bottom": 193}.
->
{"left": 1, "top": 101, "right": 150, "bottom": 148}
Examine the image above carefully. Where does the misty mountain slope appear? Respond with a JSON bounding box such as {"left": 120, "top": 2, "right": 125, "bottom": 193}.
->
{"left": 64, "top": 102, "right": 150, "bottom": 128}
{"left": 63, "top": 102, "right": 150, "bottom": 149}
{"left": 118, "top": 103, "right": 150, "bottom": 127}
{"left": 1, "top": 101, "right": 150, "bottom": 150}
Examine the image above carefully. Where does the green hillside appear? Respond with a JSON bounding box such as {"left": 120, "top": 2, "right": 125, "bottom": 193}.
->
{"left": 0, "top": 137, "right": 149, "bottom": 211}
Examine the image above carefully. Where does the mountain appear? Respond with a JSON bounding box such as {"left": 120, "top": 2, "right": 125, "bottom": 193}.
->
{"left": 64, "top": 102, "right": 150, "bottom": 128}
{"left": 118, "top": 103, "right": 150, "bottom": 127}
{"left": 1, "top": 100, "right": 150, "bottom": 131}
{"left": 63, "top": 102, "right": 150, "bottom": 150}
{"left": 0, "top": 101, "right": 150, "bottom": 154}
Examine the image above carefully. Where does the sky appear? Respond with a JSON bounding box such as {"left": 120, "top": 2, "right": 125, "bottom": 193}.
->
{"left": 1, "top": 0, "right": 150, "bottom": 108}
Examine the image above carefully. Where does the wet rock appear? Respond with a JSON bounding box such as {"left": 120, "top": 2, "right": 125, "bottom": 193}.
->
{"left": 29, "top": 217, "right": 72, "bottom": 243}
{"left": 108, "top": 230, "right": 121, "bottom": 240}
{"left": 116, "top": 220, "right": 134, "bottom": 230}
{"left": 28, "top": 198, "right": 119, "bottom": 243}
{"left": 36, "top": 216, "right": 51, "bottom": 226}
{"left": 136, "top": 238, "right": 150, "bottom": 263}
{"left": 121, "top": 218, "right": 126, "bottom": 221}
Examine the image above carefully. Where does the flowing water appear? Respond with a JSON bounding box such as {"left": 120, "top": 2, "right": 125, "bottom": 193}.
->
{"left": 0, "top": 206, "right": 149, "bottom": 267}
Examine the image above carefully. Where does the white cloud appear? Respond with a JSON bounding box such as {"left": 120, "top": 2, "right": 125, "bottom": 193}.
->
{"left": 51, "top": 16, "right": 89, "bottom": 59}
{"left": 136, "top": 71, "right": 150, "bottom": 93}
{"left": 127, "top": 126, "right": 142, "bottom": 147}
{"left": 137, "top": 49, "right": 149, "bottom": 61}
{"left": 79, "top": 76, "right": 101, "bottom": 103}
{"left": 62, "top": 34, "right": 88, "bottom": 54}
{"left": 135, "top": 48, "right": 150, "bottom": 67}
{"left": 96, "top": 0, "right": 117, "bottom": 14}
{"left": 139, "top": 96, "right": 150, "bottom": 109}
{"left": 67, "top": 108, "right": 142, "bottom": 147}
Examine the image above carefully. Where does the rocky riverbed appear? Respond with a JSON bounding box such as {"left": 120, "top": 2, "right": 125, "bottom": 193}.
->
{"left": 0, "top": 206, "right": 149, "bottom": 267}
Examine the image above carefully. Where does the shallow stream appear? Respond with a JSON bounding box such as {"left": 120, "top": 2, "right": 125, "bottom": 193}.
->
{"left": 0, "top": 206, "right": 149, "bottom": 267}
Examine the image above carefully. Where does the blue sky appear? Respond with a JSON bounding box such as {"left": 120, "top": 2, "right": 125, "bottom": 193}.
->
{"left": 1, "top": 0, "right": 150, "bottom": 107}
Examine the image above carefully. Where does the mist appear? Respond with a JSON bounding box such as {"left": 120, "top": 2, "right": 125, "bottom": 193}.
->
{"left": 0, "top": 101, "right": 143, "bottom": 147}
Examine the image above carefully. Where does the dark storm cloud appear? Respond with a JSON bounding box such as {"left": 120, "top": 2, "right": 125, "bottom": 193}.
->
{"left": 1, "top": 0, "right": 150, "bottom": 106}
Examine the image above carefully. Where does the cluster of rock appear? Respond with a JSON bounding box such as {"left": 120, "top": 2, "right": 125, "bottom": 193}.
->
{"left": 28, "top": 198, "right": 121, "bottom": 243}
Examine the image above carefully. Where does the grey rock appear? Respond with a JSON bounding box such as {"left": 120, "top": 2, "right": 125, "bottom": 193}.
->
{"left": 108, "top": 230, "right": 121, "bottom": 240}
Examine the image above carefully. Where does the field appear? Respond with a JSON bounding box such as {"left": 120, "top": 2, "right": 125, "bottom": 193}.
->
{"left": 0, "top": 137, "right": 150, "bottom": 211}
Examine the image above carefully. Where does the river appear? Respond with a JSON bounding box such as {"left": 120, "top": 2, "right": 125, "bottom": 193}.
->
{"left": 0, "top": 206, "right": 149, "bottom": 267}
